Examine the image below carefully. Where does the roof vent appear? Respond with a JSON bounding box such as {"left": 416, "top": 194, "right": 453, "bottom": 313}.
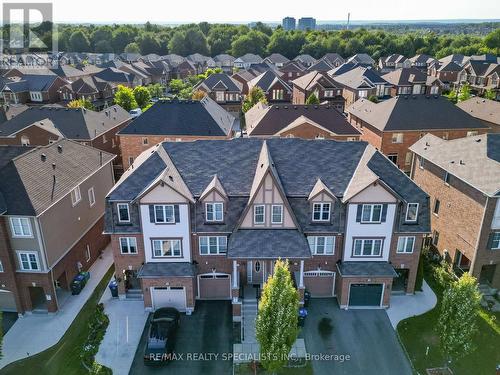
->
{"left": 52, "top": 162, "right": 56, "bottom": 170}
{"left": 169, "top": 175, "right": 174, "bottom": 182}
{"left": 57, "top": 145, "right": 63, "bottom": 153}
{"left": 459, "top": 159, "right": 465, "bottom": 165}
{"left": 425, "top": 142, "right": 430, "bottom": 146}
{"left": 476, "top": 138, "right": 481, "bottom": 143}
{"left": 41, "top": 153, "right": 46, "bottom": 162}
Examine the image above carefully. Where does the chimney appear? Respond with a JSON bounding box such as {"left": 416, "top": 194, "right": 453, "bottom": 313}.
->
{"left": 41, "top": 153, "right": 46, "bottom": 162}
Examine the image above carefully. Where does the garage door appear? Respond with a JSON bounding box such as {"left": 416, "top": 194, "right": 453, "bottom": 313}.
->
{"left": 303, "top": 271, "right": 335, "bottom": 297}
{"left": 349, "top": 284, "right": 383, "bottom": 307}
{"left": 198, "top": 273, "right": 231, "bottom": 299}
{"left": 151, "top": 286, "right": 186, "bottom": 312}
{"left": 0, "top": 290, "right": 16, "bottom": 312}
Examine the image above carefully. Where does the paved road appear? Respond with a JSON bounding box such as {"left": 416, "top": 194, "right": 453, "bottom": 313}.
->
{"left": 303, "top": 299, "right": 413, "bottom": 375}
{"left": 129, "top": 301, "right": 233, "bottom": 375}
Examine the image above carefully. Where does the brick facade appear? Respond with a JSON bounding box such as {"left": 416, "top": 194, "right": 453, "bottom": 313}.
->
{"left": 142, "top": 277, "right": 196, "bottom": 310}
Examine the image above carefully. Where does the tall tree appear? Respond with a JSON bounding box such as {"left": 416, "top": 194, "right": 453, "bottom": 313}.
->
{"left": 242, "top": 87, "right": 267, "bottom": 113}
{"left": 255, "top": 259, "right": 299, "bottom": 372}
{"left": 68, "top": 30, "right": 91, "bottom": 52}
{"left": 114, "top": 85, "right": 138, "bottom": 111}
{"left": 133, "top": 86, "right": 151, "bottom": 109}
{"left": 124, "top": 42, "right": 140, "bottom": 53}
{"left": 437, "top": 273, "right": 481, "bottom": 362}
{"left": 305, "top": 93, "right": 320, "bottom": 104}
{"left": 112, "top": 27, "right": 136, "bottom": 53}
{"left": 137, "top": 33, "right": 160, "bottom": 55}
{"left": 231, "top": 30, "right": 269, "bottom": 57}
{"left": 484, "top": 29, "right": 500, "bottom": 55}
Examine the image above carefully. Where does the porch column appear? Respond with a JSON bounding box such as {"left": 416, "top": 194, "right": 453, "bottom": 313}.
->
{"left": 299, "top": 260, "right": 304, "bottom": 288}
{"left": 232, "top": 260, "right": 238, "bottom": 289}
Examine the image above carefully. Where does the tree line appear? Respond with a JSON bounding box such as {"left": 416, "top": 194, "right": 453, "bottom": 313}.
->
{"left": 5, "top": 22, "right": 499, "bottom": 59}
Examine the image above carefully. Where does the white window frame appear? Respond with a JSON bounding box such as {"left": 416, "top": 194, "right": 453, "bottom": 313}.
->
{"left": 71, "top": 186, "right": 82, "bottom": 206}
{"left": 353, "top": 239, "right": 383, "bottom": 257}
{"left": 361, "top": 204, "right": 383, "bottom": 223}
{"left": 88, "top": 187, "right": 96, "bottom": 207}
{"left": 17, "top": 251, "right": 40, "bottom": 271}
{"left": 0, "top": 260, "right": 3, "bottom": 272}
{"left": 154, "top": 204, "right": 175, "bottom": 224}
{"left": 392, "top": 133, "right": 404, "bottom": 144}
{"left": 406, "top": 203, "right": 419, "bottom": 222}
{"left": 199, "top": 236, "right": 227, "bottom": 255}
{"left": 271, "top": 205, "right": 283, "bottom": 224}
{"left": 10, "top": 217, "right": 33, "bottom": 237}
{"left": 206, "top": 202, "right": 224, "bottom": 222}
{"left": 312, "top": 203, "right": 331, "bottom": 222}
{"left": 308, "top": 236, "right": 335, "bottom": 255}
{"left": 152, "top": 239, "right": 182, "bottom": 258}
{"left": 215, "top": 91, "right": 224, "bottom": 102}
{"left": 397, "top": 236, "right": 415, "bottom": 253}
{"left": 254, "top": 205, "right": 265, "bottom": 224}
{"left": 119, "top": 237, "right": 138, "bottom": 254}
{"left": 491, "top": 232, "right": 500, "bottom": 249}
{"left": 117, "top": 203, "right": 130, "bottom": 223}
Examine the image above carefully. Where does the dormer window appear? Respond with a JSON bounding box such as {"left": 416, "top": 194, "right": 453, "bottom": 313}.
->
{"left": 271, "top": 205, "right": 283, "bottom": 224}
{"left": 206, "top": 202, "right": 223, "bottom": 222}
{"left": 312, "top": 203, "right": 330, "bottom": 222}
{"left": 406, "top": 203, "right": 419, "bottom": 222}
{"left": 117, "top": 203, "right": 130, "bottom": 223}
{"left": 254, "top": 205, "right": 265, "bottom": 224}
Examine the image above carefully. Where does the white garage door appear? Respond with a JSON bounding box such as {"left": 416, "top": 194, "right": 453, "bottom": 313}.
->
{"left": 151, "top": 286, "right": 186, "bottom": 312}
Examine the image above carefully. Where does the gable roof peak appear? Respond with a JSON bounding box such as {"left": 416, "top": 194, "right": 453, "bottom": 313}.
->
{"left": 200, "top": 173, "right": 228, "bottom": 201}
{"left": 308, "top": 177, "right": 335, "bottom": 201}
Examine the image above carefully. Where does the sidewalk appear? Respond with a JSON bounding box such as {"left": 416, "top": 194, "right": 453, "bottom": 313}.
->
{"left": 386, "top": 280, "right": 437, "bottom": 328}
{"left": 0, "top": 244, "right": 113, "bottom": 369}
{"left": 95, "top": 287, "right": 148, "bottom": 375}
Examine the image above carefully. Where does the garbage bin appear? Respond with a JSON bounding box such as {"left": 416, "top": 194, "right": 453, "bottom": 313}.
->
{"left": 298, "top": 307, "right": 308, "bottom": 327}
{"left": 109, "top": 280, "right": 119, "bottom": 298}
{"left": 71, "top": 274, "right": 86, "bottom": 295}
{"left": 79, "top": 271, "right": 90, "bottom": 287}
{"left": 304, "top": 290, "right": 311, "bottom": 307}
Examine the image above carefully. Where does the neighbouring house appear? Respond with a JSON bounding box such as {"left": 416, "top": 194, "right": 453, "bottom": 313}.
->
{"left": 186, "top": 53, "right": 212, "bottom": 74}
{"left": 457, "top": 98, "right": 500, "bottom": 133}
{"left": 278, "top": 60, "right": 306, "bottom": 85}
{"left": 49, "top": 65, "right": 91, "bottom": 81}
{"left": 333, "top": 66, "right": 392, "bottom": 107}
{"left": 291, "top": 71, "right": 345, "bottom": 111}
{"left": 247, "top": 71, "right": 292, "bottom": 104}
{"left": 346, "top": 95, "right": 490, "bottom": 172}
{"left": 207, "top": 54, "right": 235, "bottom": 74}
{"left": 0, "top": 104, "right": 28, "bottom": 124}
{"left": 264, "top": 53, "right": 290, "bottom": 68}
{"left": 117, "top": 97, "right": 237, "bottom": 168}
{"left": 294, "top": 54, "right": 317, "bottom": 68}
{"left": 427, "top": 61, "right": 463, "bottom": 89}
{"left": 321, "top": 53, "right": 345, "bottom": 68}
{"left": 94, "top": 67, "right": 141, "bottom": 88}
{"left": 307, "top": 58, "right": 336, "bottom": 73}
{"left": 382, "top": 67, "right": 443, "bottom": 96}
{"left": 409, "top": 133, "right": 500, "bottom": 289}
{"left": 244, "top": 102, "right": 361, "bottom": 140}
{"left": 409, "top": 54, "right": 438, "bottom": 71}
{"left": 437, "top": 54, "right": 470, "bottom": 67}
{"left": 346, "top": 54, "right": 375, "bottom": 67}
{"left": 378, "top": 54, "right": 411, "bottom": 73}
{"left": 194, "top": 73, "right": 243, "bottom": 113}
{"left": 0, "top": 140, "right": 115, "bottom": 314}
{"left": 0, "top": 105, "right": 131, "bottom": 174}
{"left": 234, "top": 54, "right": 264, "bottom": 69}
{"left": 232, "top": 70, "right": 259, "bottom": 96}
{"left": 457, "top": 60, "right": 499, "bottom": 99}
{"left": 58, "top": 76, "right": 116, "bottom": 110}
{"left": 328, "top": 62, "right": 360, "bottom": 77}
{"left": 104, "top": 137, "right": 429, "bottom": 315}
{"left": 1, "top": 75, "right": 67, "bottom": 105}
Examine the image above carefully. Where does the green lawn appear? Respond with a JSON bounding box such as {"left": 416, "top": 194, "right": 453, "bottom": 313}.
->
{"left": 1, "top": 266, "right": 115, "bottom": 375}
{"left": 397, "top": 264, "right": 500, "bottom": 375}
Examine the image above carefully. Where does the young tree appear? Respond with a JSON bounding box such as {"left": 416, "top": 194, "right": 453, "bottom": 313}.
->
{"left": 484, "top": 89, "right": 496, "bottom": 100}
{"left": 368, "top": 95, "right": 380, "bottom": 103}
{"left": 242, "top": 87, "right": 268, "bottom": 113}
{"left": 305, "top": 93, "right": 320, "bottom": 104}
{"left": 114, "top": 85, "right": 138, "bottom": 111}
{"left": 191, "top": 90, "right": 206, "bottom": 100}
{"left": 256, "top": 259, "right": 299, "bottom": 372}
{"left": 124, "top": 42, "right": 140, "bottom": 54}
{"left": 437, "top": 273, "right": 481, "bottom": 362}
{"left": 147, "top": 83, "right": 164, "bottom": 99}
{"left": 67, "top": 98, "right": 94, "bottom": 110}
{"left": 458, "top": 83, "right": 472, "bottom": 102}
{"left": 133, "top": 86, "right": 151, "bottom": 109}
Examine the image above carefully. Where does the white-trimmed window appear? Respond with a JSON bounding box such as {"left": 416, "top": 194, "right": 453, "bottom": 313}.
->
{"left": 271, "top": 205, "right": 283, "bottom": 224}
{"left": 418, "top": 155, "right": 425, "bottom": 169}
{"left": 397, "top": 236, "right": 415, "bottom": 253}
{"left": 308, "top": 236, "right": 335, "bottom": 255}
{"left": 361, "top": 204, "right": 382, "bottom": 223}
{"left": 206, "top": 202, "right": 223, "bottom": 222}
{"left": 215, "top": 91, "right": 224, "bottom": 102}
{"left": 10, "top": 217, "right": 32, "bottom": 237}
{"left": 491, "top": 232, "right": 500, "bottom": 249}
{"left": 467, "top": 131, "right": 479, "bottom": 137}
{"left": 88, "top": 187, "right": 96, "bottom": 207}
{"left": 0, "top": 260, "right": 3, "bottom": 272}
{"left": 71, "top": 186, "right": 82, "bottom": 206}
{"left": 18, "top": 251, "right": 39, "bottom": 271}
{"left": 117, "top": 203, "right": 130, "bottom": 222}
{"left": 254, "top": 205, "right": 265, "bottom": 224}
{"left": 152, "top": 239, "right": 181, "bottom": 257}
{"left": 353, "top": 239, "right": 383, "bottom": 257}
{"left": 359, "top": 90, "right": 368, "bottom": 98}
{"left": 199, "top": 236, "right": 227, "bottom": 255}
{"left": 324, "top": 89, "right": 334, "bottom": 97}
{"left": 312, "top": 203, "right": 331, "bottom": 222}
{"left": 120, "top": 237, "right": 137, "bottom": 254}
{"left": 154, "top": 205, "right": 175, "bottom": 223}
{"left": 392, "top": 133, "right": 404, "bottom": 143}
{"left": 406, "top": 203, "right": 419, "bottom": 222}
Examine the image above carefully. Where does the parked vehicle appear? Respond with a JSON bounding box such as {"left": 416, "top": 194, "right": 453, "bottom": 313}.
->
{"left": 143, "top": 308, "right": 180, "bottom": 365}
{"left": 129, "top": 108, "right": 142, "bottom": 118}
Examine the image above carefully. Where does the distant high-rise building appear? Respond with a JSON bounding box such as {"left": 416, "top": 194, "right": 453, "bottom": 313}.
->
{"left": 282, "top": 17, "right": 296, "bottom": 31}
{"left": 298, "top": 17, "right": 316, "bottom": 31}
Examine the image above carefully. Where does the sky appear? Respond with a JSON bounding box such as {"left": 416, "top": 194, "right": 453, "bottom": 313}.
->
{"left": 5, "top": 0, "right": 500, "bottom": 24}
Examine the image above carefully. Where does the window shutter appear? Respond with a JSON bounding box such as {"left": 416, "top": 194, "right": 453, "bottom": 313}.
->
{"left": 174, "top": 205, "right": 180, "bottom": 223}
{"left": 487, "top": 233, "right": 493, "bottom": 249}
{"left": 381, "top": 204, "right": 388, "bottom": 222}
{"left": 149, "top": 205, "right": 154, "bottom": 222}
{"left": 356, "top": 205, "right": 362, "bottom": 222}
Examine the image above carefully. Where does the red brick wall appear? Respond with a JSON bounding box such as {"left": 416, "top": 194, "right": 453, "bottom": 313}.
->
{"left": 142, "top": 277, "right": 196, "bottom": 309}
{"left": 0, "top": 125, "right": 61, "bottom": 146}
{"left": 337, "top": 276, "right": 393, "bottom": 308}
{"left": 389, "top": 234, "right": 424, "bottom": 293}
{"left": 110, "top": 234, "right": 145, "bottom": 294}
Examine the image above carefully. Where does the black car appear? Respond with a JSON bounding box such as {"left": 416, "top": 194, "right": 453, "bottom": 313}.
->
{"left": 143, "top": 307, "right": 180, "bottom": 365}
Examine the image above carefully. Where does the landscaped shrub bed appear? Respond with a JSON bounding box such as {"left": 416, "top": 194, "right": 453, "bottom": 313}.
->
{"left": 80, "top": 303, "right": 111, "bottom": 374}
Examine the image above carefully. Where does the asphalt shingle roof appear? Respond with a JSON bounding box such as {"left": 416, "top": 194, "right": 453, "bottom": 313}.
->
{"left": 138, "top": 262, "right": 196, "bottom": 278}
{"left": 338, "top": 262, "right": 397, "bottom": 277}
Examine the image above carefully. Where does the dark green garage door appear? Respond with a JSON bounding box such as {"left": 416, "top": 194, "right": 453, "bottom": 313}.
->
{"left": 349, "top": 284, "right": 383, "bottom": 307}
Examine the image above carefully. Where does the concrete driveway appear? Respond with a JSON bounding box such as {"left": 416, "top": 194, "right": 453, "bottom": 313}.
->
{"left": 129, "top": 300, "right": 233, "bottom": 375}
{"left": 303, "top": 299, "right": 412, "bottom": 375}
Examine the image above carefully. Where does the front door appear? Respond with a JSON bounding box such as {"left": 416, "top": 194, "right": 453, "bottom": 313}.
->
{"left": 247, "top": 260, "right": 265, "bottom": 285}
{"left": 480, "top": 264, "right": 496, "bottom": 285}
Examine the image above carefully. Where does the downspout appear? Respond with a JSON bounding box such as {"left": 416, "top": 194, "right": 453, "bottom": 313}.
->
{"left": 470, "top": 196, "right": 489, "bottom": 278}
